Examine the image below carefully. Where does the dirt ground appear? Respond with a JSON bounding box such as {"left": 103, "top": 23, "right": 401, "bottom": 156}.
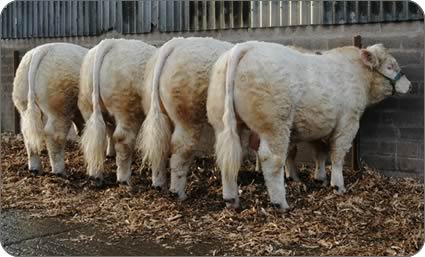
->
{"left": 1, "top": 133, "right": 424, "bottom": 256}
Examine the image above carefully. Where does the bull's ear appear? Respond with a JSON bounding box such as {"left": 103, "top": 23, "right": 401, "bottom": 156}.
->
{"left": 360, "top": 49, "right": 379, "bottom": 68}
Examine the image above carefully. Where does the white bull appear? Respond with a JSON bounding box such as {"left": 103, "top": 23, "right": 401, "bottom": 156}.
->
{"left": 207, "top": 42, "right": 411, "bottom": 211}
{"left": 13, "top": 43, "right": 88, "bottom": 175}
{"left": 139, "top": 37, "right": 233, "bottom": 199}
{"left": 79, "top": 39, "right": 156, "bottom": 184}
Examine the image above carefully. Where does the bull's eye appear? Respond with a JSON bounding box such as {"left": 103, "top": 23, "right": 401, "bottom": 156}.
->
{"left": 387, "top": 64, "right": 394, "bottom": 70}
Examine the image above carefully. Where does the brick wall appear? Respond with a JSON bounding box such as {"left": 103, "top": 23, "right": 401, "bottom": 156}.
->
{"left": 1, "top": 21, "right": 423, "bottom": 177}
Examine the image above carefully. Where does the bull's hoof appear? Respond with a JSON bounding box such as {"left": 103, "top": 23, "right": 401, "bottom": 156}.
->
{"left": 117, "top": 181, "right": 129, "bottom": 187}
{"left": 169, "top": 192, "right": 179, "bottom": 199}
{"left": 153, "top": 185, "right": 163, "bottom": 192}
{"left": 106, "top": 155, "right": 115, "bottom": 160}
{"left": 92, "top": 178, "right": 105, "bottom": 188}
{"left": 29, "top": 169, "right": 43, "bottom": 176}
{"left": 224, "top": 198, "right": 240, "bottom": 210}
{"left": 52, "top": 172, "right": 66, "bottom": 178}
{"left": 332, "top": 185, "right": 346, "bottom": 194}
{"left": 314, "top": 179, "right": 329, "bottom": 187}
{"left": 286, "top": 176, "right": 293, "bottom": 182}
{"left": 271, "top": 203, "right": 291, "bottom": 213}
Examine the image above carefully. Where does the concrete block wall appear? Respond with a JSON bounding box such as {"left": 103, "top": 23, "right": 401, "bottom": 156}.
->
{"left": 1, "top": 21, "right": 423, "bottom": 177}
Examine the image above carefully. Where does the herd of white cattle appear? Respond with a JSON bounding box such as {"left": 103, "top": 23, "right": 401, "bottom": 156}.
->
{"left": 12, "top": 37, "right": 411, "bottom": 211}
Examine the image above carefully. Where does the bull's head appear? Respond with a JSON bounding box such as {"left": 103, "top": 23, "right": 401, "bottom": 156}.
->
{"left": 360, "top": 43, "right": 411, "bottom": 95}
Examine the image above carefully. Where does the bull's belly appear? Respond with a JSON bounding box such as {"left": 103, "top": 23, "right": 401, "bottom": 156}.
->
{"left": 291, "top": 119, "right": 334, "bottom": 143}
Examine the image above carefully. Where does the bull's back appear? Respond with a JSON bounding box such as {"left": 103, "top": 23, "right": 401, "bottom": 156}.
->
{"left": 98, "top": 40, "right": 156, "bottom": 118}
{"left": 160, "top": 38, "right": 232, "bottom": 126}
{"left": 13, "top": 43, "right": 88, "bottom": 116}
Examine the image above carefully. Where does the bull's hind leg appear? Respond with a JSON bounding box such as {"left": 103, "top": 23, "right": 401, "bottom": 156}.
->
{"left": 44, "top": 117, "right": 72, "bottom": 175}
{"left": 311, "top": 141, "right": 328, "bottom": 183}
{"left": 22, "top": 132, "right": 42, "bottom": 174}
{"left": 112, "top": 121, "right": 139, "bottom": 184}
{"left": 258, "top": 132, "right": 290, "bottom": 211}
{"left": 168, "top": 125, "right": 197, "bottom": 200}
{"left": 285, "top": 144, "right": 300, "bottom": 181}
{"left": 106, "top": 124, "right": 116, "bottom": 158}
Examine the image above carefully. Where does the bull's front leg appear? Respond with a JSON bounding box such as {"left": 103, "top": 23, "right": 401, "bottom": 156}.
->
{"left": 330, "top": 120, "right": 359, "bottom": 194}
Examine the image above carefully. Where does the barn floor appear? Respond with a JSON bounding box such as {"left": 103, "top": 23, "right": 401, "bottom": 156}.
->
{"left": 1, "top": 133, "right": 424, "bottom": 256}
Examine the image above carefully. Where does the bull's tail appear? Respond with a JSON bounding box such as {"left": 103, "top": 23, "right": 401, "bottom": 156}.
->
{"left": 81, "top": 40, "right": 113, "bottom": 178}
{"left": 215, "top": 44, "right": 251, "bottom": 184}
{"left": 21, "top": 47, "right": 49, "bottom": 153}
{"left": 138, "top": 39, "right": 184, "bottom": 172}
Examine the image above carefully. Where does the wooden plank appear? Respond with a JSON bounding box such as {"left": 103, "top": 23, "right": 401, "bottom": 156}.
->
{"left": 71, "top": 0, "right": 77, "bottom": 36}
{"left": 290, "top": 0, "right": 299, "bottom": 25}
{"left": 1, "top": 4, "right": 7, "bottom": 38}
{"left": 183, "top": 0, "right": 189, "bottom": 31}
{"left": 41, "top": 1, "right": 46, "bottom": 37}
{"left": 159, "top": 0, "right": 166, "bottom": 32}
{"left": 144, "top": 0, "right": 152, "bottom": 32}
{"left": 271, "top": 0, "right": 280, "bottom": 26}
{"left": 12, "top": 1, "right": 16, "bottom": 38}
{"left": 168, "top": 0, "right": 175, "bottom": 31}
{"left": 55, "top": 0, "right": 60, "bottom": 36}
{"left": 103, "top": 0, "right": 109, "bottom": 31}
{"left": 62, "top": 0, "right": 66, "bottom": 36}
{"left": 11, "top": 2, "right": 14, "bottom": 38}
{"left": 207, "top": 0, "right": 215, "bottom": 30}
{"left": 97, "top": 0, "right": 103, "bottom": 34}
{"left": 281, "top": 0, "right": 289, "bottom": 26}
{"left": 251, "top": 0, "right": 260, "bottom": 28}
{"left": 33, "top": 1, "right": 38, "bottom": 37}
{"left": 110, "top": 0, "right": 116, "bottom": 30}
{"left": 367, "top": 1, "right": 371, "bottom": 22}
{"left": 311, "top": 0, "right": 320, "bottom": 24}
{"left": 301, "top": 0, "right": 310, "bottom": 25}
{"left": 16, "top": 1, "right": 21, "bottom": 38}
{"left": 23, "top": 0, "right": 28, "bottom": 38}
{"left": 202, "top": 0, "right": 207, "bottom": 30}
{"left": 116, "top": 0, "right": 122, "bottom": 33}
{"left": 229, "top": 0, "right": 234, "bottom": 28}
{"left": 175, "top": 1, "right": 182, "bottom": 31}
{"left": 261, "top": 0, "right": 270, "bottom": 27}
{"left": 136, "top": 0, "right": 142, "bottom": 33}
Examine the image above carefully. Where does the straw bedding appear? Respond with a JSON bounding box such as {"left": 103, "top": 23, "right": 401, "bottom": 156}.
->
{"left": 1, "top": 133, "right": 423, "bottom": 255}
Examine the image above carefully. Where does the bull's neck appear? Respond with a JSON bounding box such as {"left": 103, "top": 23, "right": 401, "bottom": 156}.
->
{"left": 359, "top": 64, "right": 392, "bottom": 106}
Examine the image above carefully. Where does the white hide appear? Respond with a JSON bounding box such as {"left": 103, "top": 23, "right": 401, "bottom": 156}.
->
{"left": 208, "top": 41, "right": 411, "bottom": 210}
{"left": 139, "top": 37, "right": 233, "bottom": 198}
{"left": 79, "top": 39, "right": 156, "bottom": 183}
{"left": 12, "top": 43, "right": 88, "bottom": 174}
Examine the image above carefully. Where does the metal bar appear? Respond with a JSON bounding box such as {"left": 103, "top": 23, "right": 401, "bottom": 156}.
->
{"left": 183, "top": 0, "right": 189, "bottom": 31}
